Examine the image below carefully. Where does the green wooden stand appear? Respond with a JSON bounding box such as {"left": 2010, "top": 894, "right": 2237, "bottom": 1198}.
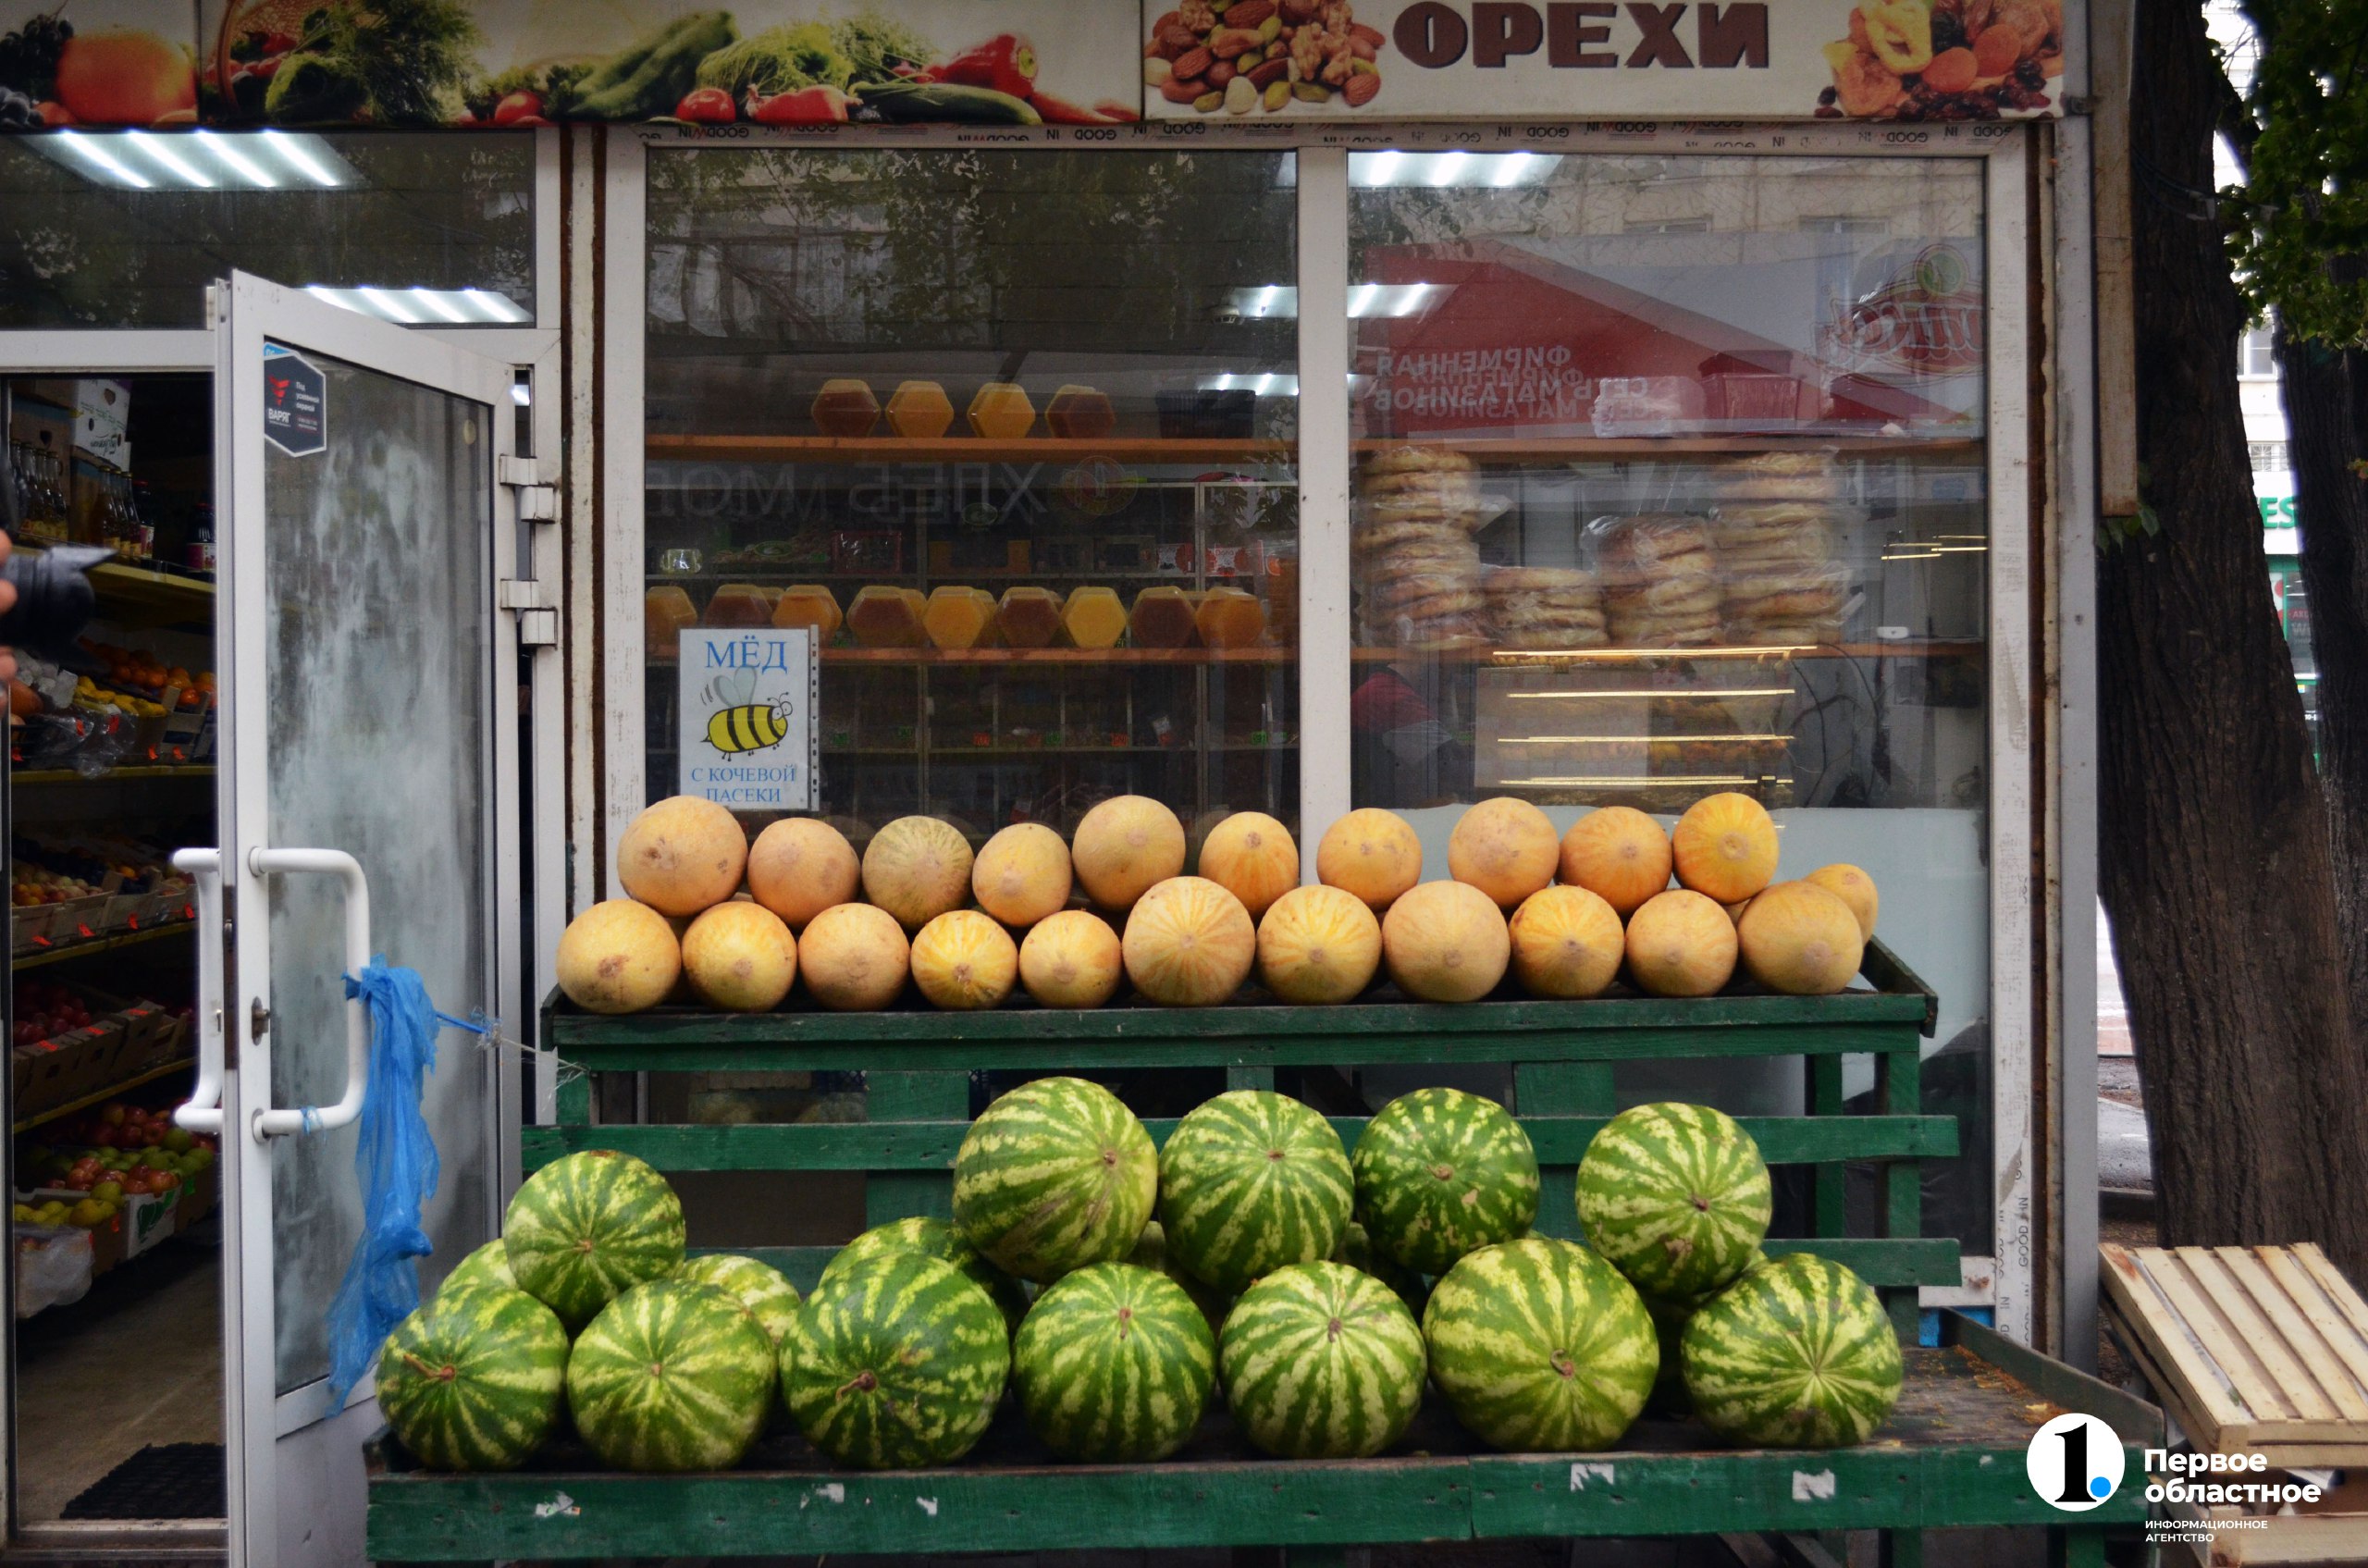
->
{"left": 366, "top": 941, "right": 2155, "bottom": 1563}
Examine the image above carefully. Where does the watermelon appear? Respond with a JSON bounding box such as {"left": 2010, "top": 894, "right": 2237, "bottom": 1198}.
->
{"left": 673, "top": 1253, "right": 802, "bottom": 1344}
{"left": 438, "top": 1238, "right": 517, "bottom": 1299}
{"left": 1158, "top": 1090, "right": 1353, "bottom": 1295}
{"left": 819, "top": 1216, "right": 1030, "bottom": 1336}
{"left": 1128, "top": 1220, "right": 1232, "bottom": 1335}
{"left": 1423, "top": 1238, "right": 1657, "bottom": 1452}
{"left": 783, "top": 1251, "right": 1010, "bottom": 1469}
{"left": 1681, "top": 1253, "right": 1903, "bottom": 1449}
{"left": 505, "top": 1150, "right": 686, "bottom": 1330}
{"left": 1332, "top": 1220, "right": 1428, "bottom": 1316}
{"left": 1012, "top": 1262, "right": 1216, "bottom": 1462}
{"left": 1350, "top": 1088, "right": 1539, "bottom": 1276}
{"left": 1575, "top": 1102, "right": 1771, "bottom": 1301}
{"left": 376, "top": 1285, "right": 567, "bottom": 1471}
{"left": 564, "top": 1279, "right": 775, "bottom": 1472}
{"left": 953, "top": 1076, "right": 1157, "bottom": 1283}
{"left": 1219, "top": 1260, "right": 1427, "bottom": 1460}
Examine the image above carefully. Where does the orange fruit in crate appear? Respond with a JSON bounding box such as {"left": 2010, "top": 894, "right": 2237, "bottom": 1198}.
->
{"left": 679, "top": 901, "right": 797, "bottom": 1012}
{"left": 1802, "top": 863, "right": 1879, "bottom": 940}
{"left": 1121, "top": 876, "right": 1256, "bottom": 1006}
{"left": 1315, "top": 809, "right": 1423, "bottom": 913}
{"left": 616, "top": 796, "right": 748, "bottom": 917}
{"left": 1072, "top": 796, "right": 1187, "bottom": 914}
{"left": 1558, "top": 806, "right": 1672, "bottom": 916}
{"left": 1447, "top": 796, "right": 1560, "bottom": 911}
{"left": 971, "top": 822, "right": 1072, "bottom": 929}
{"left": 1670, "top": 793, "right": 1780, "bottom": 905}
{"left": 1196, "top": 811, "right": 1300, "bottom": 921}
{"left": 1736, "top": 882, "right": 1866, "bottom": 996}
{"left": 746, "top": 818, "right": 860, "bottom": 932}
{"left": 1623, "top": 890, "right": 1738, "bottom": 998}
{"left": 911, "top": 909, "right": 1019, "bottom": 1010}
{"left": 1018, "top": 909, "right": 1124, "bottom": 1008}
{"left": 555, "top": 899, "right": 681, "bottom": 1014}
{"left": 1507, "top": 885, "right": 1624, "bottom": 1000}
{"left": 797, "top": 903, "right": 910, "bottom": 1011}
{"left": 1255, "top": 884, "right": 1381, "bottom": 1006}
{"left": 860, "top": 816, "right": 975, "bottom": 932}
{"left": 1381, "top": 879, "right": 1511, "bottom": 1003}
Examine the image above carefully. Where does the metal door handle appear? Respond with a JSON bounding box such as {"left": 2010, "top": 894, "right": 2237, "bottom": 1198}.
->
{"left": 170, "top": 848, "right": 225, "bottom": 1135}
{"left": 246, "top": 847, "right": 372, "bottom": 1140}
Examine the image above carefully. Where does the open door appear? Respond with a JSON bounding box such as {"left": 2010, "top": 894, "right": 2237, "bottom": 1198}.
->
{"left": 181, "top": 272, "right": 524, "bottom": 1567}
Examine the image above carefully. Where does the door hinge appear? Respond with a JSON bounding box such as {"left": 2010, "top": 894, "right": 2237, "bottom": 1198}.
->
{"left": 499, "top": 578, "right": 560, "bottom": 648}
{"left": 497, "top": 456, "right": 559, "bottom": 522}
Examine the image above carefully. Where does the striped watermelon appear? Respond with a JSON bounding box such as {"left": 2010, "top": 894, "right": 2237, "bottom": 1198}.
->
{"left": 1681, "top": 1253, "right": 1903, "bottom": 1449}
{"left": 1575, "top": 1103, "right": 1771, "bottom": 1301}
{"left": 819, "top": 1216, "right": 1030, "bottom": 1337}
{"left": 783, "top": 1251, "right": 1010, "bottom": 1469}
{"left": 953, "top": 1077, "right": 1157, "bottom": 1283}
{"left": 438, "top": 1238, "right": 517, "bottom": 1299}
{"left": 1127, "top": 1220, "right": 1232, "bottom": 1335}
{"left": 1350, "top": 1088, "right": 1539, "bottom": 1276}
{"left": 1011, "top": 1262, "right": 1216, "bottom": 1462}
{"left": 564, "top": 1279, "right": 775, "bottom": 1472}
{"left": 1158, "top": 1090, "right": 1353, "bottom": 1295}
{"left": 505, "top": 1150, "right": 686, "bottom": 1331}
{"left": 1219, "top": 1261, "right": 1427, "bottom": 1460}
{"left": 1423, "top": 1238, "right": 1657, "bottom": 1452}
{"left": 673, "top": 1254, "right": 802, "bottom": 1344}
{"left": 1332, "top": 1220, "right": 1428, "bottom": 1316}
{"left": 376, "top": 1285, "right": 567, "bottom": 1471}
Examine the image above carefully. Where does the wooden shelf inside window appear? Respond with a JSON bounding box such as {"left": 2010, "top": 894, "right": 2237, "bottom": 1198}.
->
{"left": 651, "top": 647, "right": 1297, "bottom": 668}
{"left": 649, "top": 642, "right": 1974, "bottom": 669}
{"left": 643, "top": 433, "right": 1979, "bottom": 466}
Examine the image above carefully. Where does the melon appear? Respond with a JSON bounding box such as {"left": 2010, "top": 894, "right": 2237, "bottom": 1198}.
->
{"left": 861, "top": 815, "right": 975, "bottom": 932}
{"left": 1122, "top": 876, "right": 1256, "bottom": 1006}
{"left": 568, "top": 1280, "right": 777, "bottom": 1472}
{"left": 796, "top": 902, "right": 910, "bottom": 1010}
{"left": 783, "top": 1251, "right": 1011, "bottom": 1469}
{"left": 438, "top": 1238, "right": 517, "bottom": 1299}
{"left": 1737, "top": 882, "right": 1866, "bottom": 995}
{"left": 1256, "top": 884, "right": 1382, "bottom": 1005}
{"left": 1219, "top": 1261, "right": 1427, "bottom": 1460}
{"left": 503, "top": 1150, "right": 687, "bottom": 1331}
{"left": 1559, "top": 806, "right": 1673, "bottom": 916}
{"left": 1017, "top": 909, "right": 1124, "bottom": 1008}
{"left": 1158, "top": 1090, "right": 1354, "bottom": 1295}
{"left": 554, "top": 899, "right": 681, "bottom": 1014}
{"left": 1507, "top": 884, "right": 1623, "bottom": 1000}
{"left": 1448, "top": 796, "right": 1560, "bottom": 910}
{"left": 953, "top": 1076, "right": 1158, "bottom": 1282}
{"left": 1071, "top": 796, "right": 1187, "bottom": 913}
{"left": 1423, "top": 1238, "right": 1658, "bottom": 1452}
{"left": 376, "top": 1286, "right": 568, "bottom": 1471}
{"left": 1576, "top": 1103, "right": 1772, "bottom": 1300}
{"left": 1196, "top": 811, "right": 1301, "bottom": 920}
{"left": 1670, "top": 793, "right": 1780, "bottom": 904}
{"left": 910, "top": 908, "right": 1019, "bottom": 1010}
{"left": 1380, "top": 880, "right": 1511, "bottom": 1003}
{"left": 678, "top": 900, "right": 796, "bottom": 1011}
{"left": 1011, "top": 1262, "right": 1216, "bottom": 1463}
{"left": 616, "top": 796, "right": 747, "bottom": 916}
{"left": 1804, "top": 863, "right": 1880, "bottom": 940}
{"left": 1350, "top": 1087, "right": 1539, "bottom": 1275}
{"left": 819, "top": 1216, "right": 1031, "bottom": 1338}
{"left": 1315, "top": 808, "right": 1422, "bottom": 912}
{"left": 672, "top": 1253, "right": 803, "bottom": 1345}
{"left": 971, "top": 821, "right": 1073, "bottom": 928}
{"left": 1332, "top": 1220, "right": 1428, "bottom": 1316}
{"left": 1623, "top": 890, "right": 1738, "bottom": 998}
{"left": 1681, "top": 1253, "right": 1903, "bottom": 1449}
{"left": 746, "top": 817, "right": 860, "bottom": 932}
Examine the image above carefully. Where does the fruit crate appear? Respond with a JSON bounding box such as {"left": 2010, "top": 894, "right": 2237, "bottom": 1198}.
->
{"left": 365, "top": 939, "right": 2157, "bottom": 1565}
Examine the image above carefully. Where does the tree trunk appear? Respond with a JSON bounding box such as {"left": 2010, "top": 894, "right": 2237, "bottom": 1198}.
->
{"left": 2098, "top": 0, "right": 2368, "bottom": 1278}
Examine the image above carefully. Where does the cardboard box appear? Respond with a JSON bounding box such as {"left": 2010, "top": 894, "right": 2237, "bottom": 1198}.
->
{"left": 29, "top": 378, "right": 130, "bottom": 467}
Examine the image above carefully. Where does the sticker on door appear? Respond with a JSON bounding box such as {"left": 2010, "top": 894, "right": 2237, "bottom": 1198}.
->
{"left": 262, "top": 345, "right": 327, "bottom": 457}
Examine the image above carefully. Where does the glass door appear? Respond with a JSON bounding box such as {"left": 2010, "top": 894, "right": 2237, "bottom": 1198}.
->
{"left": 207, "top": 271, "right": 521, "bottom": 1568}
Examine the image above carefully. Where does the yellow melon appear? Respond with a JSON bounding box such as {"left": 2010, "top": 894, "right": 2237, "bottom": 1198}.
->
{"left": 555, "top": 899, "right": 681, "bottom": 1014}
{"left": 1256, "top": 883, "right": 1383, "bottom": 1005}
{"left": 1506, "top": 885, "right": 1623, "bottom": 1000}
{"left": 1623, "top": 890, "right": 1738, "bottom": 998}
{"left": 1071, "top": 796, "right": 1187, "bottom": 913}
{"left": 1448, "top": 796, "right": 1560, "bottom": 910}
{"left": 679, "top": 901, "right": 797, "bottom": 1012}
{"left": 1197, "top": 811, "right": 1301, "bottom": 920}
{"left": 797, "top": 902, "right": 911, "bottom": 1011}
{"left": 746, "top": 817, "right": 860, "bottom": 932}
{"left": 616, "top": 796, "right": 747, "bottom": 916}
{"left": 910, "top": 908, "right": 1019, "bottom": 1010}
{"left": 1804, "top": 863, "right": 1879, "bottom": 940}
{"left": 1018, "top": 909, "right": 1124, "bottom": 1009}
{"left": 1670, "top": 793, "right": 1780, "bottom": 904}
{"left": 1381, "top": 879, "right": 1511, "bottom": 1003}
{"left": 1559, "top": 806, "right": 1673, "bottom": 916}
{"left": 1737, "top": 882, "right": 1866, "bottom": 995}
{"left": 1121, "top": 876, "right": 1256, "bottom": 1006}
{"left": 1315, "top": 808, "right": 1423, "bottom": 912}
{"left": 1721, "top": 896, "right": 1755, "bottom": 925}
{"left": 971, "top": 822, "right": 1073, "bottom": 928}
{"left": 860, "top": 816, "right": 975, "bottom": 932}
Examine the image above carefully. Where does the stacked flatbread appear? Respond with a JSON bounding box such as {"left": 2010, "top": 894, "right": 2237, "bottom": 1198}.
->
{"left": 1355, "top": 446, "right": 1487, "bottom": 648}
{"left": 1484, "top": 566, "right": 1607, "bottom": 649}
{"left": 1712, "top": 453, "right": 1847, "bottom": 644}
{"left": 1597, "top": 513, "right": 1720, "bottom": 648}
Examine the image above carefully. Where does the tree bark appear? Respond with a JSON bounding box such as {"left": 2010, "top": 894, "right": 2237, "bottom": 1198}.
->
{"left": 2099, "top": 0, "right": 2368, "bottom": 1278}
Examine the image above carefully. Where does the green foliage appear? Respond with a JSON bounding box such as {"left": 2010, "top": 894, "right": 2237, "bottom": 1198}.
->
{"left": 2225, "top": 0, "right": 2368, "bottom": 345}
{"left": 291, "top": 0, "right": 481, "bottom": 125}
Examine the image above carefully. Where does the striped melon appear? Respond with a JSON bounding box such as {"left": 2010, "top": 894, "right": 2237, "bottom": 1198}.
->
{"left": 1350, "top": 1088, "right": 1539, "bottom": 1276}
{"left": 953, "top": 1077, "right": 1157, "bottom": 1283}
{"left": 1331, "top": 1220, "right": 1428, "bottom": 1317}
{"left": 1011, "top": 1262, "right": 1216, "bottom": 1462}
{"left": 783, "top": 1251, "right": 1010, "bottom": 1469}
{"left": 819, "top": 1216, "right": 1031, "bottom": 1338}
{"left": 1157, "top": 1090, "right": 1353, "bottom": 1295}
{"left": 564, "top": 1279, "right": 775, "bottom": 1472}
{"left": 1575, "top": 1103, "right": 1771, "bottom": 1300}
{"left": 376, "top": 1286, "right": 567, "bottom": 1470}
{"left": 438, "top": 1238, "right": 516, "bottom": 1299}
{"left": 1682, "top": 1253, "right": 1902, "bottom": 1449}
{"left": 504, "top": 1151, "right": 687, "bottom": 1331}
{"left": 1423, "top": 1238, "right": 1657, "bottom": 1452}
{"left": 672, "top": 1253, "right": 802, "bottom": 1345}
{"left": 1127, "top": 1220, "right": 1233, "bottom": 1335}
{"left": 1219, "top": 1261, "right": 1427, "bottom": 1460}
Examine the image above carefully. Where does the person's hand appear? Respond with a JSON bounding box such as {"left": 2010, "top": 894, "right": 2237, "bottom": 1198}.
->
{"left": 0, "top": 529, "right": 18, "bottom": 685}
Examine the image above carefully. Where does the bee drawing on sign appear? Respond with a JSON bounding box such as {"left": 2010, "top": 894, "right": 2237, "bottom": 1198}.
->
{"left": 703, "top": 667, "right": 795, "bottom": 757}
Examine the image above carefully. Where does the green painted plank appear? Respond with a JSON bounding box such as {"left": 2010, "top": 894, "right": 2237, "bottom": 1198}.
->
{"left": 1227, "top": 1066, "right": 1276, "bottom": 1091}
{"left": 1760, "top": 1239, "right": 1960, "bottom": 1288}
{"left": 1858, "top": 938, "right": 1939, "bottom": 1037}
{"left": 867, "top": 1172, "right": 953, "bottom": 1226}
{"left": 1810, "top": 1057, "right": 1846, "bottom": 1239}
{"left": 869, "top": 1070, "right": 967, "bottom": 1120}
